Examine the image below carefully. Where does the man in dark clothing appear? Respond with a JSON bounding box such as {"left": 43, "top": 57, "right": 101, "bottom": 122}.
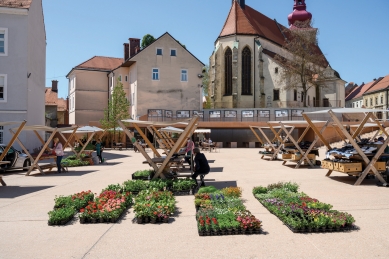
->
{"left": 192, "top": 148, "right": 210, "bottom": 185}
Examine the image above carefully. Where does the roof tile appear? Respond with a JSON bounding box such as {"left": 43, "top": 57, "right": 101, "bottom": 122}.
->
{"left": 364, "top": 75, "right": 389, "bottom": 94}
{"left": 75, "top": 56, "right": 123, "bottom": 71}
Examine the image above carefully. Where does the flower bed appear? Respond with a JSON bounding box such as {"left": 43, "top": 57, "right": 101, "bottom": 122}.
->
{"left": 133, "top": 190, "right": 176, "bottom": 224}
{"left": 123, "top": 178, "right": 196, "bottom": 195}
{"left": 79, "top": 190, "right": 133, "bottom": 224}
{"left": 61, "top": 154, "right": 90, "bottom": 167}
{"left": 195, "top": 186, "right": 262, "bottom": 236}
{"left": 132, "top": 169, "right": 155, "bottom": 180}
{"left": 48, "top": 190, "right": 94, "bottom": 226}
{"left": 253, "top": 182, "right": 357, "bottom": 233}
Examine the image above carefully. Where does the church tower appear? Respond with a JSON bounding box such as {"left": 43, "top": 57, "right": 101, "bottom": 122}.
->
{"left": 287, "top": 0, "right": 313, "bottom": 29}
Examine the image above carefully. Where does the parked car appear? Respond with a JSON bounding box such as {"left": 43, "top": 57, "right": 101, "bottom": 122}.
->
{"left": 0, "top": 144, "right": 30, "bottom": 171}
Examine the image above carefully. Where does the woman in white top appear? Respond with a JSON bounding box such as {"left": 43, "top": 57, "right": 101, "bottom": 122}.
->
{"left": 53, "top": 138, "right": 64, "bottom": 173}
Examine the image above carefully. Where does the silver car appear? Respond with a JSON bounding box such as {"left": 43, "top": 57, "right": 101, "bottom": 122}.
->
{"left": 0, "top": 144, "right": 31, "bottom": 171}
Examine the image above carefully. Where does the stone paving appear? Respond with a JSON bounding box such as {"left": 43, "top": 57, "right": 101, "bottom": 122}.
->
{"left": 0, "top": 148, "right": 388, "bottom": 259}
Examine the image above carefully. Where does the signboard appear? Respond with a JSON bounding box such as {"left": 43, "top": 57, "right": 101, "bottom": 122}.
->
{"left": 258, "top": 110, "right": 270, "bottom": 118}
{"left": 193, "top": 111, "right": 204, "bottom": 118}
{"left": 209, "top": 111, "right": 221, "bottom": 118}
{"left": 291, "top": 109, "right": 304, "bottom": 117}
{"left": 148, "top": 109, "right": 163, "bottom": 117}
{"left": 224, "top": 110, "right": 237, "bottom": 118}
{"left": 242, "top": 110, "right": 254, "bottom": 118}
{"left": 165, "top": 110, "right": 173, "bottom": 118}
{"left": 275, "top": 110, "right": 289, "bottom": 118}
{"left": 176, "top": 110, "right": 190, "bottom": 118}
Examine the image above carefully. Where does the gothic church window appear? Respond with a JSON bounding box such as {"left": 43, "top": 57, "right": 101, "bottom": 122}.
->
{"left": 224, "top": 47, "right": 232, "bottom": 95}
{"left": 241, "top": 47, "right": 252, "bottom": 95}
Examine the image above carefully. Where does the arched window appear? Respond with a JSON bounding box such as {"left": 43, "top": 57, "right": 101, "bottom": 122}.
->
{"left": 241, "top": 46, "right": 252, "bottom": 95}
{"left": 224, "top": 47, "right": 232, "bottom": 95}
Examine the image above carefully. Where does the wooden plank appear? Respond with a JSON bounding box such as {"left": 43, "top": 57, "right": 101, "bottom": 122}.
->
{"left": 9, "top": 129, "right": 38, "bottom": 175}
{"left": 297, "top": 125, "right": 311, "bottom": 143}
{"left": 133, "top": 123, "right": 161, "bottom": 158}
{"left": 34, "top": 130, "right": 47, "bottom": 147}
{"left": 249, "top": 126, "right": 264, "bottom": 145}
{"left": 118, "top": 120, "right": 160, "bottom": 174}
{"left": 351, "top": 112, "right": 372, "bottom": 139}
{"left": 150, "top": 126, "right": 170, "bottom": 152}
{"left": 58, "top": 131, "right": 77, "bottom": 155}
{"left": 153, "top": 116, "right": 198, "bottom": 179}
{"left": 326, "top": 170, "right": 333, "bottom": 177}
{"left": 0, "top": 176, "right": 6, "bottom": 186}
{"left": 0, "top": 121, "right": 26, "bottom": 162}
{"left": 76, "top": 132, "right": 96, "bottom": 159}
{"left": 302, "top": 114, "right": 331, "bottom": 149}
{"left": 257, "top": 127, "right": 277, "bottom": 159}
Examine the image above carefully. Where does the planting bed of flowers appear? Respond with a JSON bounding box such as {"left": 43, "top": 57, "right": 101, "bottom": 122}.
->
{"left": 48, "top": 190, "right": 94, "bottom": 226}
{"left": 133, "top": 190, "right": 176, "bottom": 224}
{"left": 132, "top": 169, "right": 154, "bottom": 180}
{"left": 79, "top": 189, "right": 133, "bottom": 224}
{"left": 253, "top": 182, "right": 357, "bottom": 233}
{"left": 61, "top": 154, "right": 90, "bottom": 167}
{"left": 123, "top": 178, "right": 197, "bottom": 195}
{"left": 195, "top": 186, "right": 263, "bottom": 236}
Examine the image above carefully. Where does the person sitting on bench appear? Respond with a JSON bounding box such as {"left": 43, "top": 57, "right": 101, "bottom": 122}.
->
{"left": 192, "top": 147, "right": 210, "bottom": 186}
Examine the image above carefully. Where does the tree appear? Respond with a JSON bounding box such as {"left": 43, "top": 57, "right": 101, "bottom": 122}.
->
{"left": 100, "top": 80, "right": 130, "bottom": 146}
{"left": 275, "top": 20, "right": 329, "bottom": 107}
{"left": 141, "top": 34, "right": 156, "bottom": 49}
{"left": 201, "top": 66, "right": 212, "bottom": 109}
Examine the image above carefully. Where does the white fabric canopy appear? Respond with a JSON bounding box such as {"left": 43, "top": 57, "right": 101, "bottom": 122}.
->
{"left": 304, "top": 108, "right": 387, "bottom": 114}
{"left": 267, "top": 120, "right": 327, "bottom": 124}
{"left": 62, "top": 126, "right": 102, "bottom": 134}
{"left": 159, "top": 126, "right": 184, "bottom": 133}
{"left": 194, "top": 129, "right": 211, "bottom": 133}
{"left": 122, "top": 119, "right": 190, "bottom": 126}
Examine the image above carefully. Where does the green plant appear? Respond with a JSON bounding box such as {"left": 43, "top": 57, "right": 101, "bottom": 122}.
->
{"left": 102, "top": 184, "right": 122, "bottom": 193}
{"left": 123, "top": 180, "right": 149, "bottom": 192}
{"left": 134, "top": 169, "right": 154, "bottom": 178}
{"left": 252, "top": 186, "right": 268, "bottom": 195}
{"left": 197, "top": 185, "right": 218, "bottom": 194}
{"left": 172, "top": 178, "right": 196, "bottom": 191}
{"left": 48, "top": 207, "right": 76, "bottom": 225}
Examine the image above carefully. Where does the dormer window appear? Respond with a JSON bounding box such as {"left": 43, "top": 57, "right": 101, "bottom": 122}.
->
{"left": 156, "top": 48, "right": 163, "bottom": 55}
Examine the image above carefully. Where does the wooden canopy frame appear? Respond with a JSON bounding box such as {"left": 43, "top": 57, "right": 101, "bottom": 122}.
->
{"left": 267, "top": 120, "right": 329, "bottom": 168}
{"left": 303, "top": 108, "right": 389, "bottom": 186}
{"left": 63, "top": 126, "right": 103, "bottom": 158}
{"left": 250, "top": 125, "right": 293, "bottom": 160}
{"left": 10, "top": 125, "right": 77, "bottom": 176}
{"left": 118, "top": 117, "right": 198, "bottom": 179}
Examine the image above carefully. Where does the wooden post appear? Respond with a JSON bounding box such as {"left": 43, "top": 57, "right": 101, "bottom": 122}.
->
{"left": 303, "top": 114, "right": 331, "bottom": 149}
{"left": 249, "top": 126, "right": 264, "bottom": 145}
{"left": 76, "top": 132, "right": 96, "bottom": 159}
{"left": 0, "top": 121, "right": 26, "bottom": 162}
{"left": 133, "top": 123, "right": 161, "bottom": 158}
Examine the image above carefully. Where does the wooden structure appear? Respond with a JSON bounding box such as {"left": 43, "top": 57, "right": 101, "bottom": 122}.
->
{"left": 303, "top": 108, "right": 389, "bottom": 186}
{"left": 10, "top": 125, "right": 77, "bottom": 176}
{"left": 118, "top": 117, "right": 198, "bottom": 179}
{"left": 63, "top": 126, "right": 103, "bottom": 158}
{"left": 267, "top": 120, "right": 329, "bottom": 168}
{"left": 249, "top": 125, "right": 293, "bottom": 160}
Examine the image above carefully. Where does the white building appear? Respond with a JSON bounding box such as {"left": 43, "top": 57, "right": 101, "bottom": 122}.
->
{"left": 0, "top": 0, "right": 46, "bottom": 150}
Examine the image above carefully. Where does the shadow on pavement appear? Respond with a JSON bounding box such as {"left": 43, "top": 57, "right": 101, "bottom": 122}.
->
{"left": 32, "top": 170, "right": 97, "bottom": 177}
{"left": 328, "top": 176, "right": 380, "bottom": 186}
{"left": 210, "top": 167, "right": 224, "bottom": 173}
{"left": 0, "top": 186, "right": 54, "bottom": 198}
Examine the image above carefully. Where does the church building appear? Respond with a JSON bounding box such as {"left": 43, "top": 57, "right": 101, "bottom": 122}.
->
{"left": 209, "top": 0, "right": 346, "bottom": 109}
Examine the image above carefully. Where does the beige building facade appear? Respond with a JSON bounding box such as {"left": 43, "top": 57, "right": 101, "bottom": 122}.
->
{"left": 67, "top": 32, "right": 204, "bottom": 125}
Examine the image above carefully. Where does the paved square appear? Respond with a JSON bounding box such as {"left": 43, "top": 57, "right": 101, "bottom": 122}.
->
{"left": 0, "top": 148, "right": 388, "bottom": 258}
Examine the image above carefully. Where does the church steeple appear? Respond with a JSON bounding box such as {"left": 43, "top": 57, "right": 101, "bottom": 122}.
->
{"left": 288, "top": 0, "right": 312, "bottom": 29}
{"left": 232, "top": 0, "right": 245, "bottom": 9}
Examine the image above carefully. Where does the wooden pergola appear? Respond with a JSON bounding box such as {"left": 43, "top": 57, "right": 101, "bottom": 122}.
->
{"left": 118, "top": 117, "right": 198, "bottom": 179}
{"left": 303, "top": 108, "right": 389, "bottom": 186}
{"left": 63, "top": 126, "right": 103, "bottom": 158}
{"left": 10, "top": 125, "right": 77, "bottom": 176}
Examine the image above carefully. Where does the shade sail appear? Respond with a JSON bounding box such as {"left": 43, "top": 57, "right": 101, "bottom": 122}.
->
{"left": 122, "top": 119, "right": 190, "bottom": 126}
{"left": 62, "top": 126, "right": 102, "bottom": 134}
{"left": 14, "top": 125, "right": 77, "bottom": 132}
{"left": 194, "top": 129, "right": 211, "bottom": 133}
{"left": 159, "top": 127, "right": 184, "bottom": 133}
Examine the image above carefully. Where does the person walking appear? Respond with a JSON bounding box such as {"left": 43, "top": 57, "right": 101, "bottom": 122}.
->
{"left": 53, "top": 138, "right": 64, "bottom": 173}
{"left": 192, "top": 147, "right": 210, "bottom": 186}
{"left": 95, "top": 139, "right": 104, "bottom": 163}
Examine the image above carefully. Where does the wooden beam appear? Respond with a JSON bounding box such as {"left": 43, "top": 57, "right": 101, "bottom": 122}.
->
{"left": 303, "top": 114, "right": 331, "bottom": 149}
{"left": 297, "top": 125, "right": 311, "bottom": 143}
{"left": 351, "top": 112, "right": 372, "bottom": 139}
{"left": 76, "top": 132, "right": 96, "bottom": 159}
{"left": 133, "top": 123, "right": 161, "bottom": 157}
{"left": 0, "top": 121, "right": 26, "bottom": 162}
{"left": 249, "top": 126, "right": 263, "bottom": 145}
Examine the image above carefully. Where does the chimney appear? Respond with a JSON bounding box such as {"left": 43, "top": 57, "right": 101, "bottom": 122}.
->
{"left": 52, "top": 80, "right": 58, "bottom": 92}
{"left": 232, "top": 0, "right": 245, "bottom": 9}
{"left": 124, "top": 43, "right": 129, "bottom": 60}
{"left": 129, "top": 38, "right": 141, "bottom": 58}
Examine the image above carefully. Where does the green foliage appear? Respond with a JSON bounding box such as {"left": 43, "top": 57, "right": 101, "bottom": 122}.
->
{"left": 252, "top": 186, "right": 268, "bottom": 195}
{"left": 197, "top": 185, "right": 218, "bottom": 194}
{"left": 48, "top": 207, "right": 76, "bottom": 225}
{"left": 134, "top": 169, "right": 154, "bottom": 178}
{"left": 123, "top": 180, "right": 149, "bottom": 192}
{"left": 102, "top": 184, "right": 123, "bottom": 193}
{"left": 141, "top": 34, "right": 156, "bottom": 49}
{"left": 100, "top": 80, "right": 130, "bottom": 145}
{"left": 61, "top": 155, "right": 89, "bottom": 167}
{"left": 171, "top": 178, "right": 197, "bottom": 191}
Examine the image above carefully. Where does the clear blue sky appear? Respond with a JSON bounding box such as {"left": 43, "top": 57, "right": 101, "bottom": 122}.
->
{"left": 43, "top": 0, "right": 389, "bottom": 99}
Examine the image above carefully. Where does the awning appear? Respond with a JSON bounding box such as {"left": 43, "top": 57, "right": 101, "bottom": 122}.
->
{"left": 159, "top": 127, "right": 184, "bottom": 133}
{"left": 122, "top": 119, "right": 190, "bottom": 126}
{"left": 194, "top": 129, "right": 211, "bottom": 133}
{"left": 304, "top": 108, "right": 387, "bottom": 114}
{"left": 62, "top": 126, "right": 102, "bottom": 134}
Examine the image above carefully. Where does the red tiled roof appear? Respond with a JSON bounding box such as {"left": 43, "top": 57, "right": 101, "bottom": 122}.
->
{"left": 219, "top": 1, "right": 286, "bottom": 46}
{"left": 75, "top": 56, "right": 123, "bottom": 71}
{"left": 364, "top": 75, "right": 389, "bottom": 94}
{"left": 57, "top": 98, "right": 67, "bottom": 112}
{"left": 45, "top": 88, "right": 57, "bottom": 105}
{"left": 345, "top": 85, "right": 362, "bottom": 101}
{"left": 350, "top": 80, "right": 377, "bottom": 99}
{"left": 0, "top": 0, "right": 32, "bottom": 8}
